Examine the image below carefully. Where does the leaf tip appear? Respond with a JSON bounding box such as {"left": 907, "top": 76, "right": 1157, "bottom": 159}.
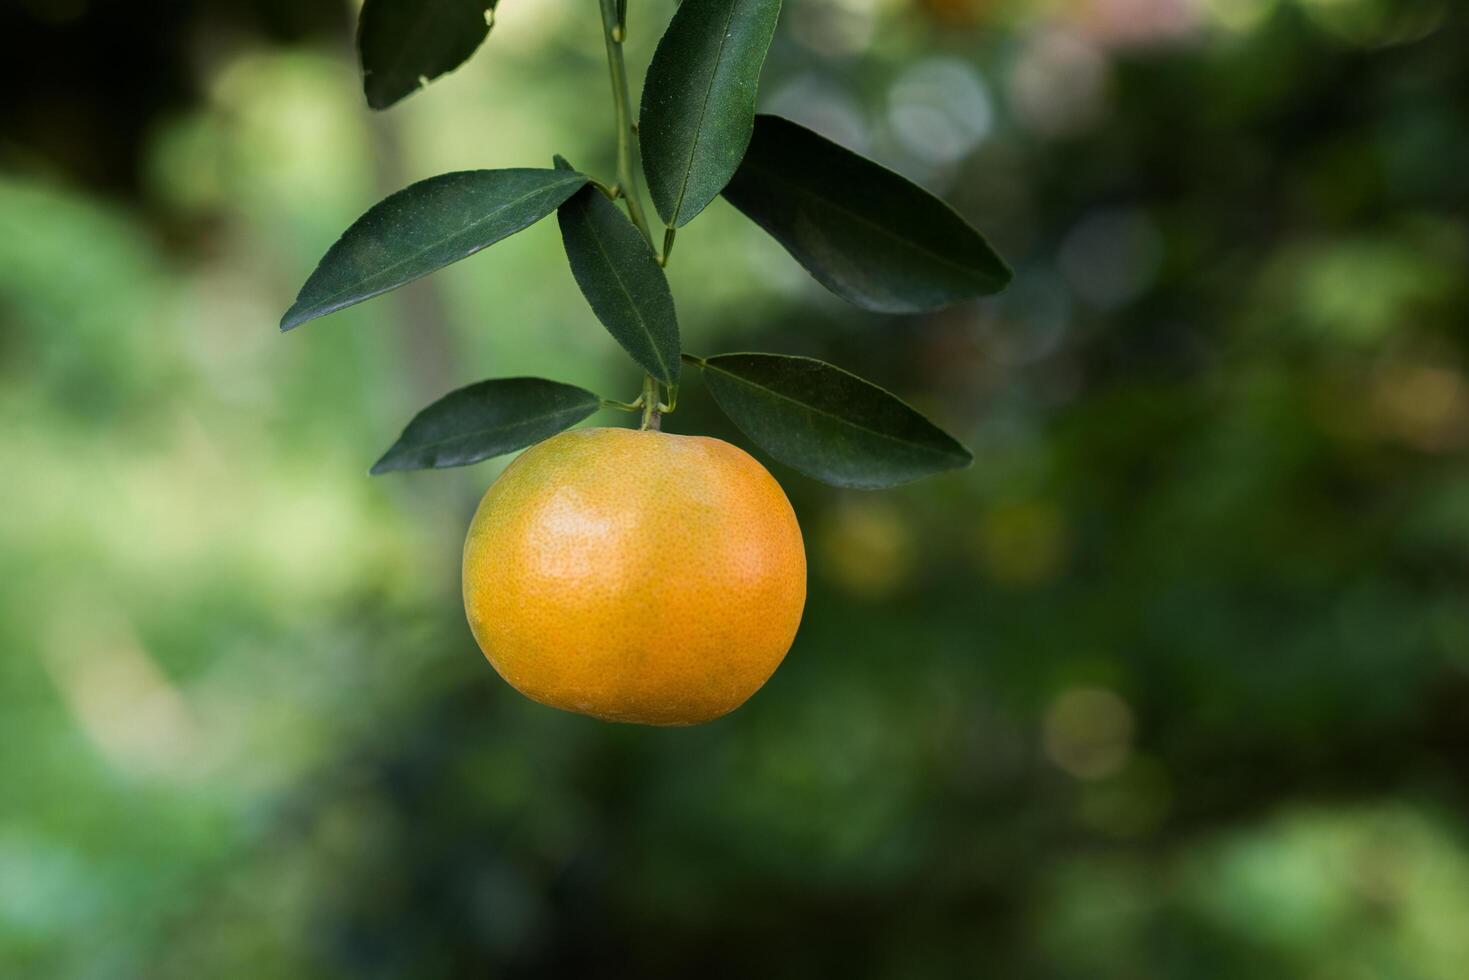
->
{"left": 361, "top": 76, "right": 397, "bottom": 112}
{"left": 279, "top": 306, "right": 306, "bottom": 332}
{"left": 987, "top": 256, "right": 1016, "bottom": 293}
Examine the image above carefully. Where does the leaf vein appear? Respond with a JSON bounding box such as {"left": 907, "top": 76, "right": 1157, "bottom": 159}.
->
{"left": 577, "top": 203, "right": 672, "bottom": 380}
{"left": 667, "top": 0, "right": 740, "bottom": 224}
{"left": 309, "top": 175, "right": 581, "bottom": 312}
{"left": 737, "top": 157, "right": 989, "bottom": 281}
{"left": 705, "top": 362, "right": 964, "bottom": 460}
{"left": 398, "top": 404, "right": 592, "bottom": 456}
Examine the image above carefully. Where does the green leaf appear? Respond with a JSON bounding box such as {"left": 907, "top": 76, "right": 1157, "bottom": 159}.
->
{"left": 639, "top": 0, "right": 782, "bottom": 229}
{"left": 281, "top": 169, "right": 586, "bottom": 331}
{"left": 695, "top": 352, "right": 972, "bottom": 488}
{"left": 358, "top": 0, "right": 501, "bottom": 110}
{"left": 557, "top": 185, "right": 682, "bottom": 384}
{"left": 722, "top": 115, "right": 1012, "bottom": 313}
{"left": 371, "top": 377, "right": 600, "bottom": 474}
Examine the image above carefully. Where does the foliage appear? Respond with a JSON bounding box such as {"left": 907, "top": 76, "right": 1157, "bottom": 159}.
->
{"left": 358, "top": 0, "right": 502, "bottom": 110}
{"left": 280, "top": 168, "right": 588, "bottom": 330}
{"left": 724, "top": 114, "right": 1012, "bottom": 312}
{"left": 695, "top": 353, "right": 973, "bottom": 488}
{"left": 281, "top": 0, "right": 1010, "bottom": 486}
{"left": 556, "top": 180, "right": 682, "bottom": 385}
{"left": 370, "top": 378, "right": 602, "bottom": 474}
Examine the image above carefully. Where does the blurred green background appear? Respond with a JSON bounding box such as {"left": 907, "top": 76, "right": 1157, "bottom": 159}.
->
{"left": 3, "top": 0, "right": 1468, "bottom": 976}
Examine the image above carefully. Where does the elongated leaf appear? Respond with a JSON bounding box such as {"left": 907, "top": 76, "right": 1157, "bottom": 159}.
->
{"left": 282, "top": 169, "right": 586, "bottom": 331}
{"left": 722, "top": 115, "right": 1012, "bottom": 313}
{"left": 557, "top": 185, "right": 681, "bottom": 384}
{"left": 697, "top": 353, "right": 972, "bottom": 488}
{"left": 359, "top": 0, "right": 500, "bottom": 110}
{"left": 371, "top": 377, "right": 601, "bottom": 474}
{"left": 639, "top": 0, "right": 782, "bottom": 228}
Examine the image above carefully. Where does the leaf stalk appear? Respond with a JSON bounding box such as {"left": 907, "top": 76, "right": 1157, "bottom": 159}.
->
{"left": 600, "top": 395, "right": 644, "bottom": 412}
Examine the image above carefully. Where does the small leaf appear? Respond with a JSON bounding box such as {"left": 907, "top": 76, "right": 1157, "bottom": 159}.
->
{"left": 696, "top": 352, "right": 972, "bottom": 488}
{"left": 639, "top": 0, "right": 782, "bottom": 228}
{"left": 722, "top": 115, "right": 1012, "bottom": 313}
{"left": 282, "top": 169, "right": 586, "bottom": 331}
{"left": 358, "top": 0, "right": 501, "bottom": 110}
{"left": 557, "top": 185, "right": 681, "bottom": 384}
{"left": 371, "top": 377, "right": 601, "bottom": 474}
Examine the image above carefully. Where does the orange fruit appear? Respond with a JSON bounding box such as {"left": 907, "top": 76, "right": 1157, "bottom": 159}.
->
{"left": 462, "top": 427, "right": 807, "bottom": 725}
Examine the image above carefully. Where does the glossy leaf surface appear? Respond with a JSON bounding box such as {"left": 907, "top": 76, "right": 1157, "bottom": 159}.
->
{"left": 558, "top": 185, "right": 681, "bottom": 384}
{"left": 639, "top": 0, "right": 782, "bottom": 228}
{"left": 722, "top": 115, "right": 1011, "bottom": 312}
{"left": 698, "top": 352, "right": 972, "bottom": 488}
{"left": 282, "top": 169, "right": 586, "bottom": 331}
{"left": 371, "top": 377, "right": 600, "bottom": 474}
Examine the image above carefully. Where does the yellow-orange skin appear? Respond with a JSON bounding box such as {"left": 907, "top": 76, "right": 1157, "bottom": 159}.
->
{"left": 463, "top": 428, "right": 807, "bottom": 725}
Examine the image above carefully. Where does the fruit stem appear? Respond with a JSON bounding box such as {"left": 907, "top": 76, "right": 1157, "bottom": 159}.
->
{"left": 598, "top": 0, "right": 654, "bottom": 246}
{"left": 640, "top": 373, "right": 661, "bottom": 431}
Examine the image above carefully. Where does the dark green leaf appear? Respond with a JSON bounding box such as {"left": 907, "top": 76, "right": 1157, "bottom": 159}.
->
{"left": 639, "top": 0, "right": 782, "bottom": 228}
{"left": 697, "top": 352, "right": 972, "bottom": 488}
{"left": 722, "top": 115, "right": 1012, "bottom": 312}
{"left": 281, "top": 169, "right": 586, "bottom": 331}
{"left": 371, "top": 377, "right": 600, "bottom": 474}
{"left": 557, "top": 185, "right": 681, "bottom": 384}
{"left": 358, "top": 0, "right": 500, "bottom": 110}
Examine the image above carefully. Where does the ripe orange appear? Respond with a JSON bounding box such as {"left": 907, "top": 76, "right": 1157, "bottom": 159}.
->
{"left": 462, "top": 427, "right": 807, "bottom": 725}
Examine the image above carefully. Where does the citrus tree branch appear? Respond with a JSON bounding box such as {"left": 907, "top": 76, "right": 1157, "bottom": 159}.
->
{"left": 598, "top": 0, "right": 654, "bottom": 246}
{"left": 599, "top": 0, "right": 664, "bottom": 418}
